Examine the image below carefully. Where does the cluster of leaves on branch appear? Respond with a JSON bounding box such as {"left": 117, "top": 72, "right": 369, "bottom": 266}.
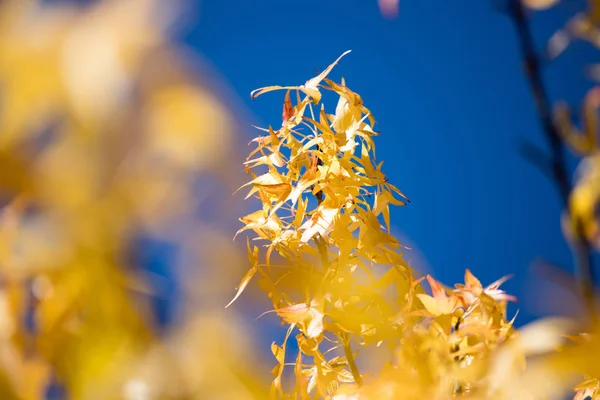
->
{"left": 234, "top": 52, "right": 600, "bottom": 399}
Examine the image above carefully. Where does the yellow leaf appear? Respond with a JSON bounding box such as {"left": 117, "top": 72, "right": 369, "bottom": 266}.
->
{"left": 522, "top": 0, "right": 559, "bottom": 9}
{"left": 250, "top": 51, "right": 351, "bottom": 104}
{"left": 416, "top": 275, "right": 460, "bottom": 316}
{"left": 299, "top": 207, "right": 338, "bottom": 243}
{"left": 250, "top": 85, "right": 298, "bottom": 101}
{"left": 277, "top": 301, "right": 323, "bottom": 338}
{"left": 225, "top": 238, "right": 258, "bottom": 308}
{"left": 303, "top": 50, "right": 352, "bottom": 104}
{"left": 293, "top": 197, "right": 307, "bottom": 228}
{"left": 271, "top": 342, "right": 285, "bottom": 365}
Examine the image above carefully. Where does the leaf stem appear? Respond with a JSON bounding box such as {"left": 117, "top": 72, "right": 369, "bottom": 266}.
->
{"left": 343, "top": 335, "right": 363, "bottom": 386}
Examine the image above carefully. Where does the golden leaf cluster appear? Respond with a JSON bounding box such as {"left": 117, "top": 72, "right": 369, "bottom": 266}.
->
{"left": 234, "top": 52, "right": 600, "bottom": 399}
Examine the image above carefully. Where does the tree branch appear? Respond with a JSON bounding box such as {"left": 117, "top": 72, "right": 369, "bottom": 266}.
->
{"left": 507, "top": 0, "right": 596, "bottom": 316}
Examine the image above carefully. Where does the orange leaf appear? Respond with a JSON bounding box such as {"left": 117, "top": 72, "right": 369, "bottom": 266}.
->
{"left": 282, "top": 90, "right": 294, "bottom": 124}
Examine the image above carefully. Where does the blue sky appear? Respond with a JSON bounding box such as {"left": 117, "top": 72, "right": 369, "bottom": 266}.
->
{"left": 181, "top": 0, "right": 599, "bottom": 324}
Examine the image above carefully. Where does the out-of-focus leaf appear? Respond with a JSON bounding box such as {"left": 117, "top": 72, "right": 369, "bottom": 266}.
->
{"left": 522, "top": 0, "right": 559, "bottom": 10}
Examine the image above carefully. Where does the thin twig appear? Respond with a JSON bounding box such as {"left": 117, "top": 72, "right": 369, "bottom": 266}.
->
{"left": 507, "top": 0, "right": 596, "bottom": 316}
{"left": 343, "top": 334, "right": 363, "bottom": 386}
{"left": 313, "top": 148, "right": 329, "bottom": 275}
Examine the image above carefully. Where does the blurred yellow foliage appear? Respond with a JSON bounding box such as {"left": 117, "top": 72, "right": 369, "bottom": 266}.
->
{"left": 0, "top": 0, "right": 263, "bottom": 399}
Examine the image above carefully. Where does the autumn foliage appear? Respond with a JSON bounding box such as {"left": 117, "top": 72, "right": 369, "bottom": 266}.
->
{"left": 0, "top": 0, "right": 600, "bottom": 399}
{"left": 233, "top": 52, "right": 600, "bottom": 399}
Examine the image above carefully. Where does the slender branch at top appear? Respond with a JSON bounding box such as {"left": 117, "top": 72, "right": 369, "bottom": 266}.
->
{"left": 507, "top": 0, "right": 597, "bottom": 316}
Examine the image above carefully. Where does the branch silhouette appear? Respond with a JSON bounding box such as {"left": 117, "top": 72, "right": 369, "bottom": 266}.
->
{"left": 507, "top": 0, "right": 597, "bottom": 317}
